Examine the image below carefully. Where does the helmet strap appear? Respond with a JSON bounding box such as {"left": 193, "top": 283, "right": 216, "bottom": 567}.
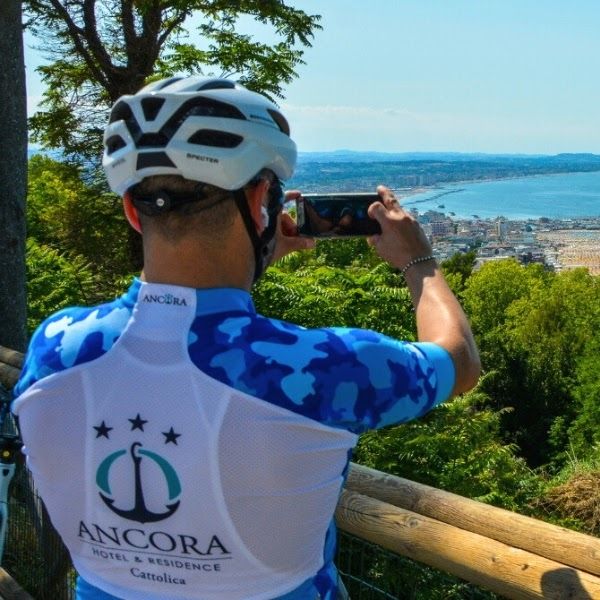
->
{"left": 233, "top": 182, "right": 282, "bottom": 284}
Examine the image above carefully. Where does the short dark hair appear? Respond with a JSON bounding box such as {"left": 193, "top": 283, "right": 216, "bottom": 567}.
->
{"left": 129, "top": 175, "right": 238, "bottom": 242}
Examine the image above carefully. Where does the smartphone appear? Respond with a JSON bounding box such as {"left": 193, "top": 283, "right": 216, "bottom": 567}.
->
{"left": 296, "top": 193, "right": 382, "bottom": 237}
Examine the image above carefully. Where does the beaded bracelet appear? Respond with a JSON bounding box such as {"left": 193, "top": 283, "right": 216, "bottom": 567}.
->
{"left": 401, "top": 255, "right": 436, "bottom": 275}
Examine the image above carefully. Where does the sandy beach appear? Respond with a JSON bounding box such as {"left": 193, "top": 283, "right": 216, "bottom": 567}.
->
{"left": 535, "top": 230, "right": 600, "bottom": 275}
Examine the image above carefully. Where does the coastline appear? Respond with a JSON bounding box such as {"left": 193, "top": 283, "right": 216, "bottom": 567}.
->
{"left": 395, "top": 171, "right": 600, "bottom": 221}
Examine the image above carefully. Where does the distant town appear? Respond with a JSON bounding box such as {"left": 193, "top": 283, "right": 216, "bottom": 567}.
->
{"left": 411, "top": 209, "right": 600, "bottom": 275}
{"left": 290, "top": 152, "right": 600, "bottom": 275}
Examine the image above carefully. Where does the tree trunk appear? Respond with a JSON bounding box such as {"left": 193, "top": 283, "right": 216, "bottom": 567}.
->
{"left": 0, "top": 0, "right": 28, "bottom": 352}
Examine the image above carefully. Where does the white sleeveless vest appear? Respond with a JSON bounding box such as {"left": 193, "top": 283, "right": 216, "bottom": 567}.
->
{"left": 14, "top": 285, "right": 356, "bottom": 599}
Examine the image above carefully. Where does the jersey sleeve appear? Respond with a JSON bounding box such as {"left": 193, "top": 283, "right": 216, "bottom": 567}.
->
{"left": 12, "top": 293, "right": 137, "bottom": 403}
{"left": 12, "top": 313, "right": 66, "bottom": 399}
{"left": 310, "top": 328, "right": 456, "bottom": 433}
{"left": 188, "top": 312, "right": 455, "bottom": 435}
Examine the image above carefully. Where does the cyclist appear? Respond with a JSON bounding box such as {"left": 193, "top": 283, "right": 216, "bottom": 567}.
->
{"left": 13, "top": 77, "right": 480, "bottom": 600}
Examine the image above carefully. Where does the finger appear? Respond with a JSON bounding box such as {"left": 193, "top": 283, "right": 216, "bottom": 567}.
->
{"left": 279, "top": 211, "right": 298, "bottom": 236}
{"left": 367, "top": 234, "right": 380, "bottom": 247}
{"left": 377, "top": 185, "right": 401, "bottom": 211}
{"left": 284, "top": 189, "right": 301, "bottom": 201}
{"left": 367, "top": 200, "right": 393, "bottom": 231}
{"left": 280, "top": 236, "right": 315, "bottom": 256}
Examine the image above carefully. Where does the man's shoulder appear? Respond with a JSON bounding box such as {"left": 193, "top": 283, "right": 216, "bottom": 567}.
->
{"left": 14, "top": 291, "right": 138, "bottom": 397}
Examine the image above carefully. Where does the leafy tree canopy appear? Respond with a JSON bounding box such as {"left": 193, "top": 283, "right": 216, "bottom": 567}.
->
{"left": 441, "top": 249, "right": 476, "bottom": 292}
{"left": 26, "top": 0, "right": 321, "bottom": 163}
{"left": 461, "top": 259, "right": 600, "bottom": 467}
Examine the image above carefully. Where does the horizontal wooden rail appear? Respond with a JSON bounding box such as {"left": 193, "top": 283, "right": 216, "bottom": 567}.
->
{"left": 345, "top": 463, "right": 600, "bottom": 578}
{"left": 0, "top": 568, "right": 33, "bottom": 600}
{"left": 335, "top": 489, "right": 600, "bottom": 600}
{"left": 0, "top": 348, "right": 23, "bottom": 371}
{"left": 0, "top": 346, "right": 23, "bottom": 390}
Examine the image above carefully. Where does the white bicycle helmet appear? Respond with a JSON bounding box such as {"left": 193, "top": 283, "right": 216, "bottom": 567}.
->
{"left": 102, "top": 76, "right": 297, "bottom": 195}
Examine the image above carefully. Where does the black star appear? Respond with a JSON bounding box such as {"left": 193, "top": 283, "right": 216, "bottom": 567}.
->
{"left": 129, "top": 413, "right": 148, "bottom": 432}
{"left": 162, "top": 427, "right": 181, "bottom": 445}
{"left": 94, "top": 421, "right": 113, "bottom": 439}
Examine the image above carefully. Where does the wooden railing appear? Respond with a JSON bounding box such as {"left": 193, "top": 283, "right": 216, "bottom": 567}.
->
{"left": 338, "top": 464, "right": 600, "bottom": 599}
{"left": 2, "top": 345, "right": 600, "bottom": 599}
{"left": 0, "top": 347, "right": 20, "bottom": 391}
{"left": 0, "top": 569, "right": 32, "bottom": 600}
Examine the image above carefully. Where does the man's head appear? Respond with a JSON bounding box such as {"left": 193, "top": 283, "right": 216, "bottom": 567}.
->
{"left": 102, "top": 76, "right": 296, "bottom": 281}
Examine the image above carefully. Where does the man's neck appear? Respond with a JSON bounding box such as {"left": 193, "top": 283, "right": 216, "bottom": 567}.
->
{"left": 139, "top": 235, "right": 255, "bottom": 291}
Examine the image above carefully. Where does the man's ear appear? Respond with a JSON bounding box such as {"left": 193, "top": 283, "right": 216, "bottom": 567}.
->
{"left": 123, "top": 193, "right": 142, "bottom": 234}
{"left": 246, "top": 178, "right": 270, "bottom": 233}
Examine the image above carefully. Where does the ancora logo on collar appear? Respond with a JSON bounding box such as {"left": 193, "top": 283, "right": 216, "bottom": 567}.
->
{"left": 142, "top": 293, "right": 188, "bottom": 306}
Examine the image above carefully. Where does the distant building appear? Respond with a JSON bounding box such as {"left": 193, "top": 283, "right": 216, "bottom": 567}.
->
{"left": 430, "top": 221, "right": 453, "bottom": 236}
{"left": 496, "top": 219, "right": 508, "bottom": 239}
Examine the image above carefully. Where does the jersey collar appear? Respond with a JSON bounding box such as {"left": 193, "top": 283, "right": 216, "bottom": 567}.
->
{"left": 126, "top": 278, "right": 256, "bottom": 316}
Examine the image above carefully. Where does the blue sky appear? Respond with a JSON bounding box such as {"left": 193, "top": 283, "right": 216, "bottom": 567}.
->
{"left": 24, "top": 0, "right": 600, "bottom": 154}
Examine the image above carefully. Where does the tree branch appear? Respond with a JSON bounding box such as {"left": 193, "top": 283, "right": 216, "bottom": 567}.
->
{"left": 120, "top": 0, "right": 136, "bottom": 60}
{"left": 156, "top": 10, "right": 188, "bottom": 50}
{"left": 46, "top": 0, "right": 111, "bottom": 91}
{"left": 82, "top": 0, "right": 119, "bottom": 89}
{"left": 137, "top": 0, "right": 164, "bottom": 73}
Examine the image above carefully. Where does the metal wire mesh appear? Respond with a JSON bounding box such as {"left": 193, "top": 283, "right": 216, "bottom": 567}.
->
{"left": 3, "top": 463, "right": 74, "bottom": 600}
{"left": 336, "top": 531, "right": 500, "bottom": 600}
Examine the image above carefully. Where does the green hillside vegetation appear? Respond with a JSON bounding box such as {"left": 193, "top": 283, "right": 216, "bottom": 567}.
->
{"left": 26, "top": 155, "right": 600, "bottom": 536}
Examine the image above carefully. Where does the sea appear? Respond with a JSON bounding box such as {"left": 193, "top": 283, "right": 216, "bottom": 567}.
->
{"left": 391, "top": 172, "right": 600, "bottom": 221}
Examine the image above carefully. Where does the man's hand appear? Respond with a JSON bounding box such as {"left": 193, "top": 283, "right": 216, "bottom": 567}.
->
{"left": 270, "top": 190, "right": 315, "bottom": 264}
{"left": 367, "top": 186, "right": 433, "bottom": 270}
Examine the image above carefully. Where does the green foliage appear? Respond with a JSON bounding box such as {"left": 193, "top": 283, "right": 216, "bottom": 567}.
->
{"left": 26, "top": 155, "right": 133, "bottom": 331}
{"left": 28, "top": 155, "right": 132, "bottom": 282}
{"left": 504, "top": 268, "right": 600, "bottom": 461}
{"left": 313, "top": 237, "right": 383, "bottom": 269}
{"left": 254, "top": 240, "right": 414, "bottom": 339}
{"left": 26, "top": 0, "right": 321, "bottom": 163}
{"left": 568, "top": 336, "right": 600, "bottom": 455}
{"left": 25, "top": 238, "right": 96, "bottom": 334}
{"left": 355, "top": 382, "right": 541, "bottom": 511}
{"left": 441, "top": 249, "right": 476, "bottom": 292}
{"left": 461, "top": 259, "right": 600, "bottom": 468}
{"left": 28, "top": 59, "right": 108, "bottom": 163}
{"left": 462, "top": 259, "right": 547, "bottom": 336}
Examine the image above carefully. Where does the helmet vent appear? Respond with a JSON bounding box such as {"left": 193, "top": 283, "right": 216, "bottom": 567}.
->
{"left": 141, "top": 97, "right": 166, "bottom": 121}
{"left": 195, "top": 80, "right": 236, "bottom": 91}
{"left": 137, "top": 132, "right": 170, "bottom": 148}
{"left": 136, "top": 152, "right": 177, "bottom": 170}
{"left": 105, "top": 135, "right": 127, "bottom": 155}
{"left": 188, "top": 129, "right": 243, "bottom": 148}
{"left": 160, "top": 97, "right": 246, "bottom": 143}
{"left": 267, "top": 109, "right": 290, "bottom": 136}
{"left": 177, "top": 97, "right": 246, "bottom": 121}
{"left": 155, "top": 77, "right": 184, "bottom": 90}
{"left": 109, "top": 101, "right": 133, "bottom": 124}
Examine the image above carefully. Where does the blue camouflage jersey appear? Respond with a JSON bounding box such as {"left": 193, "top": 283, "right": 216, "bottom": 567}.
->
{"left": 13, "top": 279, "right": 454, "bottom": 600}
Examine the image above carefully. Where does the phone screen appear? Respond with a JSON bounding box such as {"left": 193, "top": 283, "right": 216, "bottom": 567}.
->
{"left": 296, "top": 193, "right": 382, "bottom": 237}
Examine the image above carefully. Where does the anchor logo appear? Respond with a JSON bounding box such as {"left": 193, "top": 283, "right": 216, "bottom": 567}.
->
{"left": 96, "top": 441, "right": 182, "bottom": 524}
